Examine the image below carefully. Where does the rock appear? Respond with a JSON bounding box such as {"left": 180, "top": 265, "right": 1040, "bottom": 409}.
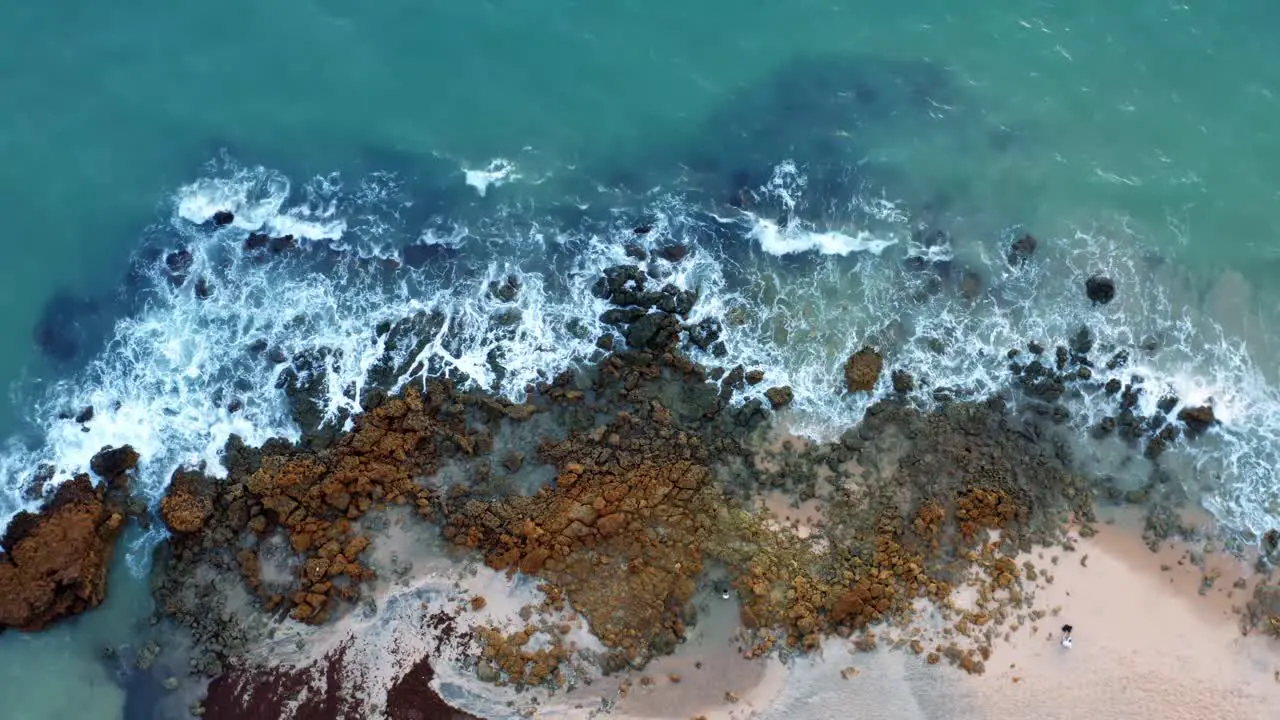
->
{"left": 266, "top": 347, "right": 288, "bottom": 364}
{"left": 655, "top": 245, "right": 689, "bottom": 263}
{"left": 194, "top": 277, "right": 214, "bottom": 300}
{"left": 488, "top": 276, "right": 520, "bottom": 303}
{"left": 891, "top": 370, "right": 915, "bottom": 393}
{"left": 625, "top": 312, "right": 682, "bottom": 351}
{"left": 1177, "top": 405, "right": 1217, "bottom": 435}
{"left": 244, "top": 233, "right": 270, "bottom": 251}
{"left": 89, "top": 445, "right": 140, "bottom": 481}
{"left": 765, "top": 386, "right": 794, "bottom": 409}
{"left": 624, "top": 244, "right": 647, "bottom": 261}
{"left": 163, "top": 677, "right": 179, "bottom": 691}
{"left": 1070, "top": 326, "right": 1094, "bottom": 356}
{"left": 686, "top": 318, "right": 722, "bottom": 351}
{"left": 959, "top": 270, "right": 983, "bottom": 299}
{"left": 0, "top": 472, "right": 130, "bottom": 631}
{"left": 165, "top": 249, "right": 194, "bottom": 286}
{"left": 843, "top": 347, "right": 883, "bottom": 393}
{"left": 1007, "top": 234, "right": 1037, "bottom": 267}
{"left": 745, "top": 370, "right": 765, "bottom": 386}
{"left": 212, "top": 211, "right": 235, "bottom": 226}
{"left": 633, "top": 224, "right": 653, "bottom": 235}
{"left": 1156, "top": 395, "right": 1178, "bottom": 414}
{"left": 1104, "top": 379, "right": 1122, "bottom": 395}
{"left": 503, "top": 452, "right": 524, "bottom": 474}
{"left": 1085, "top": 275, "right": 1116, "bottom": 305}
{"left": 161, "top": 469, "right": 213, "bottom": 534}
{"left": 74, "top": 406, "right": 94, "bottom": 424}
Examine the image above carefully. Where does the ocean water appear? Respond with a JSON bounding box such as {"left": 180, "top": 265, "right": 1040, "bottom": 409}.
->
{"left": 2, "top": 1, "right": 1280, "bottom": 718}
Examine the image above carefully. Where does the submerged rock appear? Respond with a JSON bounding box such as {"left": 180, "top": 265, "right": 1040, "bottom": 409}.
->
{"left": 1007, "top": 233, "right": 1037, "bottom": 267}
{"left": 0, "top": 446, "right": 136, "bottom": 631}
{"left": 843, "top": 347, "right": 883, "bottom": 393}
{"left": 891, "top": 369, "right": 916, "bottom": 393}
{"left": 1085, "top": 274, "right": 1116, "bottom": 305}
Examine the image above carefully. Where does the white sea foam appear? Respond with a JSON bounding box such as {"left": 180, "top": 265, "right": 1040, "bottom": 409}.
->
{"left": 463, "top": 158, "right": 519, "bottom": 197}
{"left": 2, "top": 158, "right": 1279, "bottom": 576}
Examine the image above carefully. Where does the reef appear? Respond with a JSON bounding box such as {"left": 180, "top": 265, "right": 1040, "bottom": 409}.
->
{"left": 0, "top": 446, "right": 137, "bottom": 631}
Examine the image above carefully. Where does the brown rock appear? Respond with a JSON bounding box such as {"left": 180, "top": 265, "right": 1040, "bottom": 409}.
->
{"left": 891, "top": 369, "right": 915, "bottom": 393}
{"left": 0, "top": 473, "right": 129, "bottom": 631}
{"left": 1177, "top": 405, "right": 1217, "bottom": 435}
{"left": 160, "top": 469, "right": 213, "bottom": 534}
{"left": 764, "top": 386, "right": 794, "bottom": 409}
{"left": 844, "top": 347, "right": 883, "bottom": 393}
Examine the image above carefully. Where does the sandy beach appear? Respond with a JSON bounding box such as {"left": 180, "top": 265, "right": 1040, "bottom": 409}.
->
{"left": 592, "top": 507, "right": 1280, "bottom": 720}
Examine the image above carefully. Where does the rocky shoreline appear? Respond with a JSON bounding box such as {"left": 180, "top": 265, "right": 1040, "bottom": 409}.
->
{"left": 0, "top": 236, "right": 1265, "bottom": 719}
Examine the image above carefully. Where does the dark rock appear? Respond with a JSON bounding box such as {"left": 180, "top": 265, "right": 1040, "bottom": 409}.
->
{"left": 891, "top": 370, "right": 915, "bottom": 393}
{"left": 227, "top": 399, "right": 243, "bottom": 413}
{"left": 655, "top": 245, "right": 690, "bottom": 263}
{"left": 633, "top": 224, "right": 653, "bottom": 235}
{"left": 1054, "top": 346, "right": 1069, "bottom": 371}
{"left": 686, "top": 318, "right": 722, "bottom": 351}
{"left": 165, "top": 249, "right": 194, "bottom": 286}
{"left": 601, "top": 308, "right": 648, "bottom": 327}
{"left": 1093, "top": 416, "right": 1117, "bottom": 437}
{"left": 1028, "top": 341, "right": 1044, "bottom": 355}
{"left": 765, "top": 386, "right": 794, "bottom": 409}
{"left": 1075, "top": 367, "right": 1093, "bottom": 381}
{"left": 195, "top": 277, "right": 214, "bottom": 300}
{"left": 212, "top": 211, "right": 235, "bottom": 226}
{"left": 745, "top": 370, "right": 765, "bottom": 386}
{"left": 624, "top": 244, "right": 647, "bottom": 261}
{"left": 267, "top": 347, "right": 288, "bottom": 364}
{"left": 269, "top": 235, "right": 297, "bottom": 254}
{"left": 89, "top": 445, "right": 140, "bottom": 481}
{"left": 488, "top": 276, "right": 521, "bottom": 303}
{"left": 247, "top": 339, "right": 268, "bottom": 355}
{"left": 1070, "top": 327, "right": 1094, "bottom": 356}
{"left": 710, "top": 341, "right": 728, "bottom": 358}
{"left": 1105, "top": 351, "right": 1129, "bottom": 371}
{"left": 625, "top": 312, "right": 682, "bottom": 351}
{"left": 1007, "top": 234, "right": 1037, "bottom": 266}
{"left": 1156, "top": 395, "right": 1178, "bottom": 414}
{"left": 244, "top": 233, "right": 270, "bottom": 251}
{"left": 1085, "top": 275, "right": 1116, "bottom": 305}
{"left": 74, "top": 406, "right": 94, "bottom": 424}
{"left": 1177, "top": 405, "right": 1217, "bottom": 436}
{"left": 596, "top": 334, "right": 615, "bottom": 351}
{"left": 1119, "top": 384, "right": 1141, "bottom": 410}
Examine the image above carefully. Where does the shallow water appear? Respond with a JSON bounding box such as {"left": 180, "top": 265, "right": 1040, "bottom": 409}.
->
{"left": 3, "top": 1, "right": 1280, "bottom": 718}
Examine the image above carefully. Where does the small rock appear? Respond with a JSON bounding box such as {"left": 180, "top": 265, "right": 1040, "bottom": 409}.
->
{"left": 163, "top": 677, "right": 179, "bottom": 691}
{"left": 211, "top": 211, "right": 234, "bottom": 227}
{"left": 891, "top": 369, "right": 915, "bottom": 393}
{"left": 267, "top": 347, "right": 288, "bottom": 364}
{"left": 764, "top": 386, "right": 794, "bottom": 409}
{"left": 633, "top": 224, "right": 653, "bottom": 235}
{"left": 745, "top": 369, "right": 765, "bottom": 385}
{"left": 1008, "top": 233, "right": 1037, "bottom": 266}
{"left": 1085, "top": 274, "right": 1116, "bottom": 305}
{"left": 74, "top": 406, "right": 94, "bottom": 424}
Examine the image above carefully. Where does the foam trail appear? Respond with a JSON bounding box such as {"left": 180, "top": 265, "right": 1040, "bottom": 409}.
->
{"left": 464, "top": 159, "right": 519, "bottom": 197}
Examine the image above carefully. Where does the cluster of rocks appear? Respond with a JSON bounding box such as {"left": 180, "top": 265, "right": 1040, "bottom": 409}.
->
{"left": 1004, "top": 327, "right": 1218, "bottom": 460}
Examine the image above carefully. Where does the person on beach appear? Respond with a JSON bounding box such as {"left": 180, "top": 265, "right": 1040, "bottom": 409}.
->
{"left": 1061, "top": 624, "right": 1073, "bottom": 649}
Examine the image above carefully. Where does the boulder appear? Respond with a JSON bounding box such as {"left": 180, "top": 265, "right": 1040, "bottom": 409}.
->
{"left": 765, "top": 386, "right": 794, "bottom": 409}
{"left": 212, "top": 210, "right": 235, "bottom": 226}
{"left": 1007, "top": 234, "right": 1037, "bottom": 267}
{"left": 1085, "top": 275, "right": 1116, "bottom": 305}
{"left": 1177, "top": 405, "right": 1217, "bottom": 435}
{"left": 161, "top": 469, "right": 213, "bottom": 534}
{"left": 0, "top": 460, "right": 133, "bottom": 631}
{"left": 843, "top": 347, "right": 883, "bottom": 393}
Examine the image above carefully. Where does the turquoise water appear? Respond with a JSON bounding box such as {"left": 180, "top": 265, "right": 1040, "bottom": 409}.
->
{"left": 2, "top": 1, "right": 1280, "bottom": 717}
